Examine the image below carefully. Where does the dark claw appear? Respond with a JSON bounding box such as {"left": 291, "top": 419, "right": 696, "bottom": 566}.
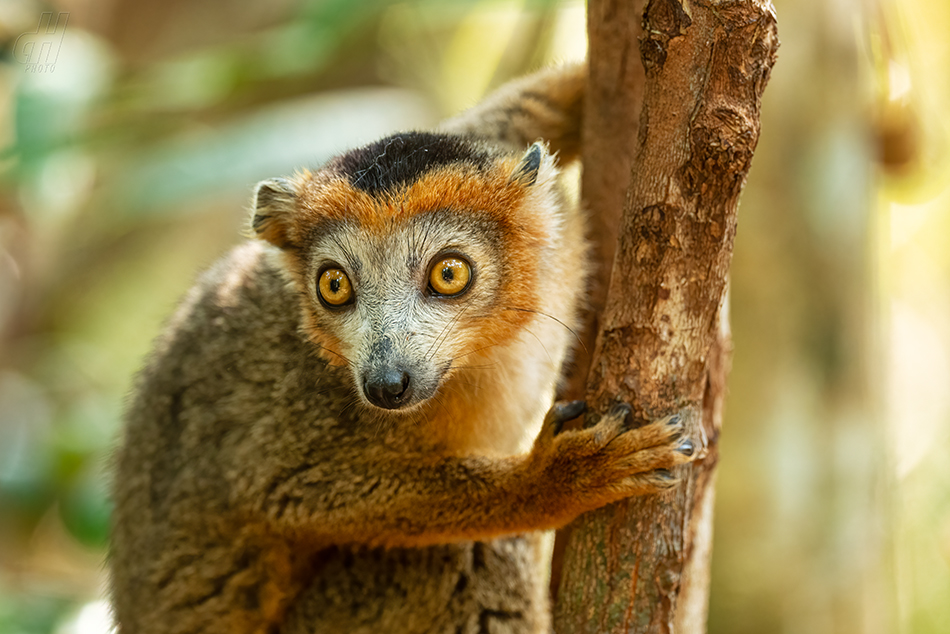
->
{"left": 666, "top": 414, "right": 682, "bottom": 427}
{"left": 551, "top": 400, "right": 586, "bottom": 436}
{"left": 677, "top": 440, "right": 694, "bottom": 457}
{"left": 608, "top": 402, "right": 632, "bottom": 422}
{"left": 655, "top": 469, "right": 674, "bottom": 481}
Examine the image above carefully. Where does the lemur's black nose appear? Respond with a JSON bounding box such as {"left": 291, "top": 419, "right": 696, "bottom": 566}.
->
{"left": 364, "top": 369, "right": 412, "bottom": 410}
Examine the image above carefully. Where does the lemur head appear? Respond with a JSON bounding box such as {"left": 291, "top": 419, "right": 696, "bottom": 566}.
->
{"left": 250, "top": 132, "right": 565, "bottom": 412}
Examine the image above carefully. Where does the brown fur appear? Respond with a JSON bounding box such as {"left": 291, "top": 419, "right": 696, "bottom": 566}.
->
{"left": 110, "top": 64, "right": 693, "bottom": 634}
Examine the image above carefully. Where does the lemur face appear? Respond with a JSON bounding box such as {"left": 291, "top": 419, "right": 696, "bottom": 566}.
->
{"left": 251, "top": 133, "right": 561, "bottom": 412}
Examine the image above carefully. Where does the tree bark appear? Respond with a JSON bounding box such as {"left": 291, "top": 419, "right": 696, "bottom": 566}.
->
{"left": 553, "top": 1, "right": 778, "bottom": 633}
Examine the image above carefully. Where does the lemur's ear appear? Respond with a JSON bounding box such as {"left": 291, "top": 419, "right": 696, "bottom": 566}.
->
{"left": 251, "top": 177, "right": 297, "bottom": 248}
{"left": 510, "top": 142, "right": 544, "bottom": 185}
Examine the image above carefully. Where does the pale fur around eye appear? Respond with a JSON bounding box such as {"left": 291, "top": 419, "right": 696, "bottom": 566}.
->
{"left": 318, "top": 268, "right": 354, "bottom": 306}
{"left": 428, "top": 257, "right": 472, "bottom": 296}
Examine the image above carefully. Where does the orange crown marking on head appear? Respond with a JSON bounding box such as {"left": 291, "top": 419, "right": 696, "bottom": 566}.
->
{"left": 291, "top": 160, "right": 528, "bottom": 236}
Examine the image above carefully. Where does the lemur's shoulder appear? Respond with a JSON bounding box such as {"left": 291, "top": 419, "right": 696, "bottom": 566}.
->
{"left": 147, "top": 242, "right": 295, "bottom": 360}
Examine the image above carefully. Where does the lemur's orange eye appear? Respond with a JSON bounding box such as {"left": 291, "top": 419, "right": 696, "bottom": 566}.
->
{"left": 428, "top": 256, "right": 472, "bottom": 297}
{"left": 318, "top": 268, "right": 353, "bottom": 307}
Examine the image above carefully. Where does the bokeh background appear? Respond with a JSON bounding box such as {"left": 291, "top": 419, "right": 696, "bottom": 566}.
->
{"left": 0, "top": 0, "right": 947, "bottom": 632}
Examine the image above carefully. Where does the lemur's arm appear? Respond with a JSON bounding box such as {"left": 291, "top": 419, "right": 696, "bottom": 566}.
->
{"left": 440, "top": 64, "right": 586, "bottom": 162}
{"left": 245, "top": 403, "right": 692, "bottom": 549}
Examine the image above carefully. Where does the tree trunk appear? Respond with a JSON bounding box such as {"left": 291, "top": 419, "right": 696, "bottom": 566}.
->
{"left": 553, "top": 2, "right": 778, "bottom": 633}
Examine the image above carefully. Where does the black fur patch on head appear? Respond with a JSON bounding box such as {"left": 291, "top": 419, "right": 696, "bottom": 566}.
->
{"left": 330, "top": 132, "right": 492, "bottom": 195}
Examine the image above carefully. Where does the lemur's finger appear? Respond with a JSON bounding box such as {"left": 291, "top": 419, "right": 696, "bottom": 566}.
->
{"left": 548, "top": 400, "right": 586, "bottom": 437}
{"left": 618, "top": 469, "right": 680, "bottom": 496}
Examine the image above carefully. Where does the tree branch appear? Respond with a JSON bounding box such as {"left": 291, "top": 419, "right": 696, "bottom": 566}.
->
{"left": 554, "top": 1, "right": 778, "bottom": 632}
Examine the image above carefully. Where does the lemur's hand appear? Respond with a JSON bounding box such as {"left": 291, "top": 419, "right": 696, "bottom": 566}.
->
{"left": 529, "top": 401, "right": 695, "bottom": 516}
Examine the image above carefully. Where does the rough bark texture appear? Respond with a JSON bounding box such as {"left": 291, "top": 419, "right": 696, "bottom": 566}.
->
{"left": 553, "top": 1, "right": 778, "bottom": 633}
